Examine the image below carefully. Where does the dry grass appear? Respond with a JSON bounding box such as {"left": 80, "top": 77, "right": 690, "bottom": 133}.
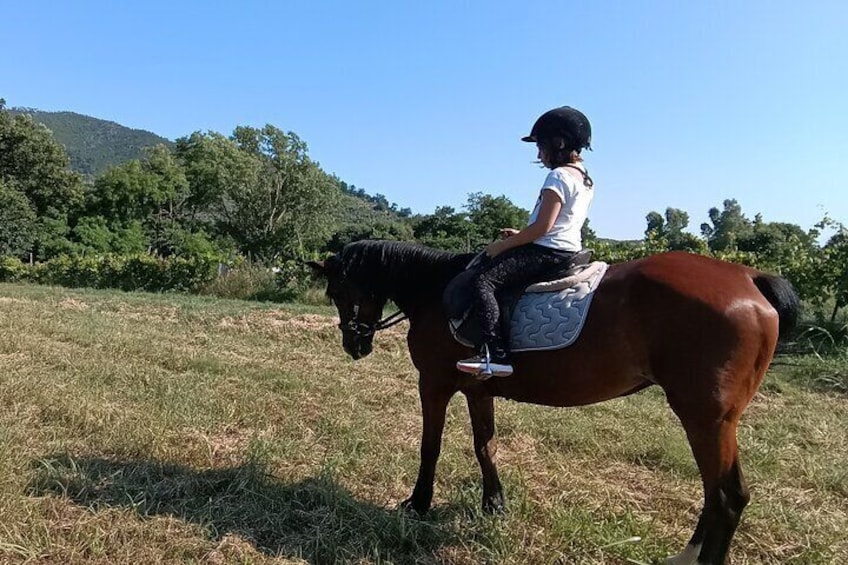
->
{"left": 0, "top": 282, "right": 845, "bottom": 564}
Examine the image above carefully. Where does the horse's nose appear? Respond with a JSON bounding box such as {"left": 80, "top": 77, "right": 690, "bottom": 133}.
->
{"left": 343, "top": 342, "right": 360, "bottom": 359}
{"left": 342, "top": 334, "right": 372, "bottom": 360}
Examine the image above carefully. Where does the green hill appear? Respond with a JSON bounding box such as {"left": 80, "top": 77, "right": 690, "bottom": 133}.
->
{"left": 9, "top": 108, "right": 171, "bottom": 177}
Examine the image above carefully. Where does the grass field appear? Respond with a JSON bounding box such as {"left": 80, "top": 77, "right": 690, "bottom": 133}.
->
{"left": 0, "top": 282, "right": 846, "bottom": 564}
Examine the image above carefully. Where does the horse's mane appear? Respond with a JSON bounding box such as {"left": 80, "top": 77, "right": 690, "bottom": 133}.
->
{"left": 338, "top": 240, "right": 473, "bottom": 305}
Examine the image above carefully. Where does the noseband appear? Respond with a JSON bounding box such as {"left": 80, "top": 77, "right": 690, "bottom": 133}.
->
{"left": 339, "top": 305, "right": 408, "bottom": 338}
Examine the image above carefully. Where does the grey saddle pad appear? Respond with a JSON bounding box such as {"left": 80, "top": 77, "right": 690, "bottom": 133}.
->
{"left": 448, "top": 261, "right": 608, "bottom": 352}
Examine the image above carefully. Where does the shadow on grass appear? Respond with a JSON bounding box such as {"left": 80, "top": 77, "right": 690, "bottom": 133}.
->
{"left": 767, "top": 355, "right": 848, "bottom": 396}
{"left": 28, "top": 454, "right": 459, "bottom": 564}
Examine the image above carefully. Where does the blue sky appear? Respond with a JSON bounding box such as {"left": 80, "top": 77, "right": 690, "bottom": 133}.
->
{"left": 2, "top": 0, "right": 846, "bottom": 240}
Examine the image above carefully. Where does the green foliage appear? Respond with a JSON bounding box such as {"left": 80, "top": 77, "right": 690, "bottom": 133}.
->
{"left": 86, "top": 146, "right": 187, "bottom": 223}
{"left": 174, "top": 131, "right": 255, "bottom": 217}
{"left": 18, "top": 253, "right": 220, "bottom": 293}
{"left": 197, "top": 263, "right": 276, "bottom": 301}
{"left": 8, "top": 108, "right": 171, "bottom": 176}
{"left": 581, "top": 218, "right": 598, "bottom": 246}
{"left": 410, "top": 194, "right": 529, "bottom": 252}
{"left": 645, "top": 207, "right": 707, "bottom": 253}
{"left": 465, "top": 192, "right": 530, "bottom": 247}
{"left": 816, "top": 218, "right": 848, "bottom": 321}
{"left": 155, "top": 223, "right": 227, "bottom": 258}
{"left": 72, "top": 217, "right": 148, "bottom": 255}
{"left": 269, "top": 260, "right": 315, "bottom": 302}
{"left": 592, "top": 239, "right": 651, "bottom": 263}
{"left": 0, "top": 111, "right": 84, "bottom": 217}
{"left": 326, "top": 220, "right": 414, "bottom": 253}
{"left": 0, "top": 180, "right": 37, "bottom": 256}
{"left": 0, "top": 256, "right": 30, "bottom": 282}
{"left": 198, "top": 260, "right": 314, "bottom": 302}
{"left": 35, "top": 215, "right": 78, "bottom": 259}
{"left": 337, "top": 179, "right": 412, "bottom": 217}
{"left": 326, "top": 188, "right": 415, "bottom": 252}
{"left": 0, "top": 107, "right": 85, "bottom": 258}
{"left": 412, "top": 206, "right": 473, "bottom": 251}
{"left": 701, "top": 199, "right": 753, "bottom": 252}
{"left": 175, "top": 126, "right": 339, "bottom": 263}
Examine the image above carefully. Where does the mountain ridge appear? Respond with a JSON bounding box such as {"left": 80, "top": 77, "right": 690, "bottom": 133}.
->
{"left": 9, "top": 107, "right": 171, "bottom": 176}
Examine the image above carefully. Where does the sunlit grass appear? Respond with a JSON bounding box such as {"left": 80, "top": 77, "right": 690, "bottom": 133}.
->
{"left": 0, "top": 282, "right": 845, "bottom": 564}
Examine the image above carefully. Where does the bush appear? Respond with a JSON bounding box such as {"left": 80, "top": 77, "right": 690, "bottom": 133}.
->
{"left": 198, "top": 263, "right": 277, "bottom": 301}
{"left": 267, "top": 260, "right": 314, "bottom": 302}
{"left": 197, "top": 260, "right": 319, "bottom": 303}
{"left": 1, "top": 252, "right": 317, "bottom": 303}
{"left": 0, "top": 256, "right": 31, "bottom": 282}
{"left": 26, "top": 253, "right": 220, "bottom": 293}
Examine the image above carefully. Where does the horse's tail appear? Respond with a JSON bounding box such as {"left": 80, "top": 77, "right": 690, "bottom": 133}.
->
{"left": 752, "top": 273, "right": 801, "bottom": 339}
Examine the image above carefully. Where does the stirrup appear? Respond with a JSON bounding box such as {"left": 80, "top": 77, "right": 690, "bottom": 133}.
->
{"left": 456, "top": 344, "right": 513, "bottom": 378}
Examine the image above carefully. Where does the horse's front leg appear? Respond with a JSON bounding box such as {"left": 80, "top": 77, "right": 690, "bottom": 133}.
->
{"left": 401, "top": 374, "right": 454, "bottom": 514}
{"left": 465, "top": 391, "right": 505, "bottom": 513}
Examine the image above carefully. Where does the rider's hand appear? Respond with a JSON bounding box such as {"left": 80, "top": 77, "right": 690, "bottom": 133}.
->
{"left": 485, "top": 239, "right": 507, "bottom": 258}
{"left": 499, "top": 228, "right": 520, "bottom": 240}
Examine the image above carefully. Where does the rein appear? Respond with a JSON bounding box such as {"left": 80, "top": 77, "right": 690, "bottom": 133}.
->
{"left": 375, "top": 310, "right": 408, "bottom": 330}
{"left": 339, "top": 306, "right": 408, "bottom": 338}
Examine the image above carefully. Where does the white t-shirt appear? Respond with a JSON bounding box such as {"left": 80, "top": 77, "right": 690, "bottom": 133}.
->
{"left": 527, "top": 164, "right": 593, "bottom": 252}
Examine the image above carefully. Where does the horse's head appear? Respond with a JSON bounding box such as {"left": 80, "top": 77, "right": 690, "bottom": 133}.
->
{"left": 309, "top": 255, "right": 387, "bottom": 360}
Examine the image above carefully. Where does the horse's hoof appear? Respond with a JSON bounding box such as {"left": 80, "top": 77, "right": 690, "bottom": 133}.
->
{"left": 663, "top": 544, "right": 700, "bottom": 564}
{"left": 482, "top": 492, "right": 506, "bottom": 514}
{"left": 399, "top": 497, "right": 428, "bottom": 516}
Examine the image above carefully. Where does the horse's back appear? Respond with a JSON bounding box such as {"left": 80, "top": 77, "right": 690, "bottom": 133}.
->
{"left": 490, "top": 252, "right": 783, "bottom": 407}
{"left": 609, "top": 252, "right": 782, "bottom": 399}
{"left": 610, "top": 251, "right": 763, "bottom": 300}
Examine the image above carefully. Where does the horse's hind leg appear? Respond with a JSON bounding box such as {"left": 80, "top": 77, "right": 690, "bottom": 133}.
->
{"left": 666, "top": 406, "right": 751, "bottom": 565}
{"left": 465, "top": 391, "right": 505, "bottom": 512}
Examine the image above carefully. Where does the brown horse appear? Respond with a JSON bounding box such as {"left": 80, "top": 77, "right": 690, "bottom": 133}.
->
{"left": 309, "top": 240, "right": 799, "bottom": 565}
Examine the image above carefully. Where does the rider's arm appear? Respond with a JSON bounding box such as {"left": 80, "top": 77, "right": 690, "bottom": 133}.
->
{"left": 486, "top": 190, "right": 562, "bottom": 257}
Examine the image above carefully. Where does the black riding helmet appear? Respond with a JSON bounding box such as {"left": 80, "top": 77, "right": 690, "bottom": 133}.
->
{"left": 521, "top": 106, "right": 592, "bottom": 151}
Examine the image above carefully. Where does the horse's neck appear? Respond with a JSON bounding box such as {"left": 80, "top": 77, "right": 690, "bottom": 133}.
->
{"left": 379, "top": 255, "right": 467, "bottom": 316}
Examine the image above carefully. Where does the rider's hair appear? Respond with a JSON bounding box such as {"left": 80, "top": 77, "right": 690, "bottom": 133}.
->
{"left": 537, "top": 135, "right": 583, "bottom": 168}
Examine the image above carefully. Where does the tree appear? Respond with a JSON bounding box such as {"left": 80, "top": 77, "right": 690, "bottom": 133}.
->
{"left": 465, "top": 192, "right": 529, "bottom": 248}
{"left": 81, "top": 145, "right": 196, "bottom": 255}
{"left": 816, "top": 218, "right": 848, "bottom": 322}
{"left": 0, "top": 179, "right": 37, "bottom": 256}
{"left": 700, "top": 199, "right": 753, "bottom": 252}
{"left": 86, "top": 146, "right": 187, "bottom": 224}
{"left": 210, "top": 125, "right": 339, "bottom": 262}
{"left": 72, "top": 216, "right": 147, "bottom": 255}
{"left": 0, "top": 106, "right": 84, "bottom": 258}
{"left": 737, "top": 216, "right": 818, "bottom": 271}
{"left": 645, "top": 207, "right": 706, "bottom": 252}
{"left": 175, "top": 131, "right": 257, "bottom": 221}
{"left": 581, "top": 218, "right": 598, "bottom": 247}
{"left": 412, "top": 206, "right": 472, "bottom": 251}
{"left": 326, "top": 220, "right": 414, "bottom": 253}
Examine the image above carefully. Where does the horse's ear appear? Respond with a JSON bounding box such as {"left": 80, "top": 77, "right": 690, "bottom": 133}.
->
{"left": 305, "top": 260, "right": 326, "bottom": 276}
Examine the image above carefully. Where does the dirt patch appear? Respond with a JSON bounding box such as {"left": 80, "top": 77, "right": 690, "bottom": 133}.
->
{"left": 109, "top": 304, "right": 180, "bottom": 323}
{"left": 285, "top": 314, "right": 338, "bottom": 331}
{"left": 59, "top": 298, "right": 89, "bottom": 311}
{"left": 0, "top": 296, "right": 34, "bottom": 305}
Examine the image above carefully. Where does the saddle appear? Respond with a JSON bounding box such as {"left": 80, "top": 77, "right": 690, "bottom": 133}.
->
{"left": 443, "top": 249, "right": 597, "bottom": 349}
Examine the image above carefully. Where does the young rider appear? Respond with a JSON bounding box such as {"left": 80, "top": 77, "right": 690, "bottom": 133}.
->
{"left": 456, "top": 106, "right": 595, "bottom": 378}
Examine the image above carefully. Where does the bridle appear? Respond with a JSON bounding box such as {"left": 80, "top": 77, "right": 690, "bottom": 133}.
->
{"left": 338, "top": 304, "right": 408, "bottom": 338}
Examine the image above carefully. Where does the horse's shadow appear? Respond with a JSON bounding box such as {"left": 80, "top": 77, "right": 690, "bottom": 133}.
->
{"left": 28, "top": 454, "right": 458, "bottom": 564}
